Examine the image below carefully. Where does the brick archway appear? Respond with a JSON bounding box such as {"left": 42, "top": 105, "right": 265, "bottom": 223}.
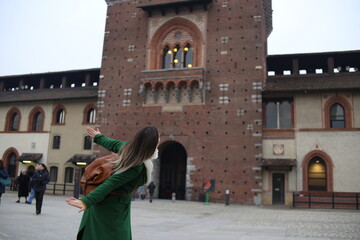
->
{"left": 302, "top": 150, "right": 334, "bottom": 192}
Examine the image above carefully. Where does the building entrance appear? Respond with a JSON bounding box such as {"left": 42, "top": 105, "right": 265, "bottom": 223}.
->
{"left": 272, "top": 173, "right": 285, "bottom": 204}
{"left": 158, "top": 141, "right": 187, "bottom": 200}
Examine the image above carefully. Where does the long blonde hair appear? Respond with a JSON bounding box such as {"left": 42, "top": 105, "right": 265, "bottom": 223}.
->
{"left": 111, "top": 126, "right": 159, "bottom": 174}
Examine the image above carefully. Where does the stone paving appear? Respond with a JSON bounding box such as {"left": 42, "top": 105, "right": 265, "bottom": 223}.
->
{"left": 0, "top": 192, "right": 359, "bottom": 240}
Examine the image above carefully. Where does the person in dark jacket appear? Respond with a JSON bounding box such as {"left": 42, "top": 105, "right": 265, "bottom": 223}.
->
{"left": 16, "top": 170, "right": 30, "bottom": 203}
{"left": 31, "top": 163, "right": 50, "bottom": 215}
{"left": 147, "top": 181, "right": 156, "bottom": 203}
{"left": 0, "top": 160, "right": 9, "bottom": 206}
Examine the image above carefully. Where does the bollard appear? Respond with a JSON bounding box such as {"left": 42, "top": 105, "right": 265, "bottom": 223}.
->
{"left": 172, "top": 192, "right": 176, "bottom": 202}
{"left": 225, "top": 189, "right": 230, "bottom": 206}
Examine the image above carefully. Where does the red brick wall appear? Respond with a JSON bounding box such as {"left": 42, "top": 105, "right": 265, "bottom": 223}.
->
{"left": 97, "top": 0, "right": 268, "bottom": 204}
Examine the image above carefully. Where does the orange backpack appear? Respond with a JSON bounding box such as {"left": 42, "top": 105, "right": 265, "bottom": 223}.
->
{"left": 80, "top": 154, "right": 117, "bottom": 196}
{"left": 80, "top": 153, "right": 145, "bottom": 197}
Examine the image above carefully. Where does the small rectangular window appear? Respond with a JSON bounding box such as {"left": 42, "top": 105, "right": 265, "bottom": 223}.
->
{"left": 84, "top": 136, "right": 92, "bottom": 150}
{"left": 65, "top": 167, "right": 74, "bottom": 183}
{"left": 53, "top": 136, "right": 61, "bottom": 149}
{"left": 50, "top": 166, "right": 58, "bottom": 182}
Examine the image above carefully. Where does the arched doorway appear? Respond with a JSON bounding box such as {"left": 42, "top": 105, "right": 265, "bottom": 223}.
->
{"left": 308, "top": 157, "right": 327, "bottom": 191}
{"left": 158, "top": 141, "right": 187, "bottom": 200}
{"left": 7, "top": 153, "right": 17, "bottom": 178}
{"left": 302, "top": 150, "right": 334, "bottom": 192}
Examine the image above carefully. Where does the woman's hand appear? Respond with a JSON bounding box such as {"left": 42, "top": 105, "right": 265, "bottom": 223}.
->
{"left": 66, "top": 197, "right": 86, "bottom": 213}
{"left": 86, "top": 127, "right": 101, "bottom": 138}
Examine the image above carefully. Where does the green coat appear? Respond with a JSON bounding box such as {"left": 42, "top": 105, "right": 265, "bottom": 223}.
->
{"left": 78, "top": 134, "right": 146, "bottom": 240}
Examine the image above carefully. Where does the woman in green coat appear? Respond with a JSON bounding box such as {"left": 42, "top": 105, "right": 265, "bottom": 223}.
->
{"left": 66, "top": 126, "right": 159, "bottom": 240}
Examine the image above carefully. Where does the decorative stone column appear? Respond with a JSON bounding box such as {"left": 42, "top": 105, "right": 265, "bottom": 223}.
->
{"left": 187, "top": 88, "right": 193, "bottom": 102}
{"left": 164, "top": 89, "right": 169, "bottom": 103}
{"left": 39, "top": 77, "right": 45, "bottom": 89}
{"left": 175, "top": 87, "right": 180, "bottom": 103}
{"left": 152, "top": 88, "right": 157, "bottom": 103}
{"left": 85, "top": 73, "right": 91, "bottom": 86}
{"left": 19, "top": 79, "right": 25, "bottom": 90}
{"left": 292, "top": 58, "right": 299, "bottom": 75}
{"left": 327, "top": 57, "right": 334, "bottom": 74}
{"left": 140, "top": 86, "right": 146, "bottom": 104}
{"left": 61, "top": 76, "right": 67, "bottom": 88}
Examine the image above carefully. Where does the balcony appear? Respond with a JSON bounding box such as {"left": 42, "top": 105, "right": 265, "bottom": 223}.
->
{"left": 140, "top": 67, "right": 206, "bottom": 109}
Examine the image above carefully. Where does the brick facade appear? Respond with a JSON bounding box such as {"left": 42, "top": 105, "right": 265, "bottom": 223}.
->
{"left": 97, "top": 0, "right": 271, "bottom": 204}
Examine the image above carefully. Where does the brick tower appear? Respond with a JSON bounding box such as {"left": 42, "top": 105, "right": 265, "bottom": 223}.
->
{"left": 96, "top": 0, "right": 272, "bottom": 204}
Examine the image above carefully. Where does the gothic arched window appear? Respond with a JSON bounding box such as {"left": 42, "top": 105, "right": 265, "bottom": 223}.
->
{"left": 53, "top": 105, "right": 66, "bottom": 124}
{"left": 330, "top": 103, "right": 345, "bottom": 128}
{"left": 28, "top": 107, "right": 45, "bottom": 132}
{"left": 149, "top": 17, "right": 203, "bottom": 70}
{"left": 83, "top": 104, "right": 97, "bottom": 124}
{"left": 162, "top": 44, "right": 193, "bottom": 69}
{"left": 5, "top": 108, "right": 21, "bottom": 131}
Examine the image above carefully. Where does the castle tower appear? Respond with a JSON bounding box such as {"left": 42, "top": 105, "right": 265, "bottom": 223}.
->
{"left": 97, "top": 0, "right": 272, "bottom": 204}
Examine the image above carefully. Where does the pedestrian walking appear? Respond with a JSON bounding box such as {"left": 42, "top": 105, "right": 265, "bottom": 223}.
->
{"left": 31, "top": 163, "right": 50, "bottom": 215}
{"left": 66, "top": 126, "right": 159, "bottom": 240}
{"left": 26, "top": 177, "right": 35, "bottom": 204}
{"left": 15, "top": 170, "right": 30, "bottom": 203}
{"left": 137, "top": 186, "right": 145, "bottom": 200}
{"left": 0, "top": 160, "right": 9, "bottom": 206}
{"left": 147, "top": 181, "right": 156, "bottom": 203}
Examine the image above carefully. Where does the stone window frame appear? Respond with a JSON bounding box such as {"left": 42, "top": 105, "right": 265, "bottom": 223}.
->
{"left": 52, "top": 104, "right": 66, "bottom": 125}
{"left": 302, "top": 150, "right": 334, "bottom": 192}
{"left": 262, "top": 98, "right": 294, "bottom": 129}
{"left": 5, "top": 107, "right": 21, "bottom": 131}
{"left": 28, "top": 106, "right": 45, "bottom": 132}
{"left": 83, "top": 104, "right": 97, "bottom": 124}
{"left": 52, "top": 135, "right": 61, "bottom": 149}
{"left": 323, "top": 96, "right": 352, "bottom": 129}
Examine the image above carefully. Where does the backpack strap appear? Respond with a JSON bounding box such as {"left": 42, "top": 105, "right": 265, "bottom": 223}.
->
{"left": 109, "top": 168, "right": 146, "bottom": 197}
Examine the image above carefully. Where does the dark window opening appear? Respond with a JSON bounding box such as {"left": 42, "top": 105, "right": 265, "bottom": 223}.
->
{"left": 10, "top": 113, "right": 19, "bottom": 131}
{"left": 330, "top": 103, "right": 345, "bottom": 128}
{"left": 32, "top": 112, "right": 42, "bottom": 131}
{"left": 65, "top": 167, "right": 74, "bottom": 183}
{"left": 49, "top": 166, "right": 58, "bottom": 182}
{"left": 84, "top": 136, "right": 92, "bottom": 150}
{"left": 53, "top": 136, "right": 61, "bottom": 149}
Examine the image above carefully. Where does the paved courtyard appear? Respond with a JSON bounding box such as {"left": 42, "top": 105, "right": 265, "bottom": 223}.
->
{"left": 0, "top": 192, "right": 359, "bottom": 240}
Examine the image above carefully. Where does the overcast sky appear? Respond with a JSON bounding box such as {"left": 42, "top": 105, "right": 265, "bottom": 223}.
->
{"left": 0, "top": 0, "right": 359, "bottom": 76}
